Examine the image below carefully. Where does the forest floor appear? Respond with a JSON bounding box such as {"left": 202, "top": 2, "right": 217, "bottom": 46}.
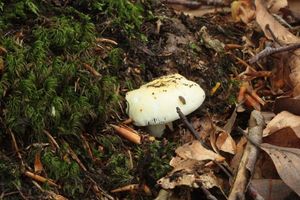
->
{"left": 1, "top": 0, "right": 300, "bottom": 199}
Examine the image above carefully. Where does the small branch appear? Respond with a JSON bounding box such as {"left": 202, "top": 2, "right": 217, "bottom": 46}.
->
{"left": 9, "top": 129, "right": 25, "bottom": 168}
{"left": 43, "top": 130, "right": 60, "bottom": 150}
{"left": 249, "top": 43, "right": 300, "bottom": 64}
{"left": 82, "top": 63, "right": 102, "bottom": 78}
{"left": 228, "top": 111, "right": 264, "bottom": 200}
{"left": 176, "top": 107, "right": 209, "bottom": 149}
{"left": 163, "top": 0, "right": 228, "bottom": 8}
{"left": 24, "top": 171, "right": 59, "bottom": 187}
{"left": 200, "top": 185, "right": 218, "bottom": 200}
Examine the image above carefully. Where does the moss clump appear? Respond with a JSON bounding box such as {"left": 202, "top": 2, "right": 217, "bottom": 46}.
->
{"left": 0, "top": 0, "right": 148, "bottom": 198}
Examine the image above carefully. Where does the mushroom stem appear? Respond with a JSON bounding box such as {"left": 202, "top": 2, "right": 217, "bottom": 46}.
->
{"left": 147, "top": 122, "right": 173, "bottom": 137}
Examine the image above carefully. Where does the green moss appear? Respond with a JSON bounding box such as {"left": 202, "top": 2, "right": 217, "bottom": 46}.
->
{"left": 0, "top": 0, "right": 152, "bottom": 198}
{"left": 135, "top": 140, "right": 176, "bottom": 181}
{"left": 42, "top": 148, "right": 83, "bottom": 195}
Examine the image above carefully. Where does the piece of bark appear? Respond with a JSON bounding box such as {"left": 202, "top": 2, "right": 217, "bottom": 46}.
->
{"left": 228, "top": 110, "right": 264, "bottom": 200}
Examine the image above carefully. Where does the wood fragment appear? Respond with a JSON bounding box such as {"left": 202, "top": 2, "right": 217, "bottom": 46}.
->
{"left": 111, "top": 184, "right": 151, "bottom": 195}
{"left": 64, "top": 142, "right": 87, "bottom": 171}
{"left": 82, "top": 63, "right": 101, "bottom": 78}
{"left": 80, "top": 134, "right": 94, "bottom": 161}
{"left": 95, "top": 38, "right": 118, "bottom": 45}
{"left": 249, "top": 43, "right": 300, "bottom": 64}
{"left": 9, "top": 129, "right": 25, "bottom": 168}
{"left": 24, "top": 171, "right": 59, "bottom": 187}
{"left": 228, "top": 111, "right": 264, "bottom": 200}
{"left": 43, "top": 130, "right": 60, "bottom": 150}
{"left": 111, "top": 124, "right": 141, "bottom": 144}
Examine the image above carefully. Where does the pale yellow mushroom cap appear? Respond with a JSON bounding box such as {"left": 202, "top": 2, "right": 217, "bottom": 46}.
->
{"left": 126, "top": 74, "right": 205, "bottom": 127}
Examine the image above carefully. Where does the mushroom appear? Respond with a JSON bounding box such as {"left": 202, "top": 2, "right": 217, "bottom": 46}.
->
{"left": 125, "top": 73, "right": 205, "bottom": 137}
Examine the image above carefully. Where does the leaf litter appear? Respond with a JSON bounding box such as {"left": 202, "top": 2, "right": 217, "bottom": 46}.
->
{"left": 3, "top": 0, "right": 300, "bottom": 199}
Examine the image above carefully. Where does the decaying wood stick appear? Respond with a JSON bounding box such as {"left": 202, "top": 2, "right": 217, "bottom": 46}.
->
{"left": 249, "top": 43, "right": 300, "bottom": 64}
{"left": 228, "top": 110, "right": 264, "bottom": 200}
{"left": 24, "top": 171, "right": 59, "bottom": 187}
{"left": 176, "top": 107, "right": 209, "bottom": 149}
{"left": 163, "top": 0, "right": 228, "bottom": 8}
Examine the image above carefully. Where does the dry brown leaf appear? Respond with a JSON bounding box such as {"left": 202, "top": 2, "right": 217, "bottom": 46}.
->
{"left": 263, "top": 111, "right": 300, "bottom": 138}
{"left": 175, "top": 140, "right": 225, "bottom": 162}
{"left": 288, "top": 50, "right": 300, "bottom": 96}
{"left": 263, "top": 127, "right": 300, "bottom": 148}
{"left": 158, "top": 172, "right": 198, "bottom": 189}
{"left": 267, "top": 0, "right": 288, "bottom": 13}
{"left": 274, "top": 96, "right": 300, "bottom": 115}
{"left": 158, "top": 159, "right": 221, "bottom": 190}
{"left": 251, "top": 179, "right": 295, "bottom": 200}
{"left": 288, "top": 0, "right": 300, "bottom": 19}
{"left": 255, "top": 0, "right": 300, "bottom": 43}
{"left": 255, "top": 0, "right": 300, "bottom": 96}
{"left": 216, "top": 130, "right": 236, "bottom": 154}
{"left": 231, "top": 0, "right": 255, "bottom": 23}
{"left": 261, "top": 143, "right": 300, "bottom": 196}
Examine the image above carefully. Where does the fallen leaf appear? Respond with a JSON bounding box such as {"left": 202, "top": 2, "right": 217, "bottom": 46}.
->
{"left": 263, "top": 127, "right": 300, "bottom": 148}
{"left": 274, "top": 96, "right": 300, "bottom": 115}
{"left": 251, "top": 179, "right": 295, "bottom": 200}
{"left": 175, "top": 140, "right": 225, "bottom": 162}
{"left": 288, "top": 0, "right": 300, "bottom": 19}
{"left": 263, "top": 111, "right": 300, "bottom": 138}
{"left": 231, "top": 0, "right": 255, "bottom": 23}
{"left": 261, "top": 143, "right": 300, "bottom": 196}
{"left": 216, "top": 130, "right": 236, "bottom": 154}
{"left": 255, "top": 0, "right": 300, "bottom": 43}
{"left": 255, "top": 0, "right": 300, "bottom": 96}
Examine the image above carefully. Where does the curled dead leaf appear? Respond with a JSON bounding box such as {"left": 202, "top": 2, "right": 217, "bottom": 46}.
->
{"left": 261, "top": 143, "right": 300, "bottom": 196}
{"left": 175, "top": 140, "right": 225, "bottom": 162}
{"left": 231, "top": 0, "right": 255, "bottom": 23}
{"left": 263, "top": 111, "right": 300, "bottom": 138}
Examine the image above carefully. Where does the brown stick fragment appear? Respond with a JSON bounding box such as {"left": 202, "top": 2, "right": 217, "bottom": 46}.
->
{"left": 24, "top": 171, "right": 59, "bottom": 187}
{"left": 200, "top": 185, "right": 218, "bottom": 200}
{"left": 176, "top": 107, "right": 210, "bottom": 149}
{"left": 43, "top": 130, "right": 60, "bottom": 150}
{"left": 95, "top": 38, "right": 118, "bottom": 45}
{"left": 228, "top": 111, "right": 264, "bottom": 200}
{"left": 9, "top": 129, "right": 25, "bottom": 168}
{"left": 249, "top": 43, "right": 300, "bottom": 64}
{"left": 111, "top": 124, "right": 141, "bottom": 144}
{"left": 64, "top": 142, "right": 87, "bottom": 171}
{"left": 82, "top": 63, "right": 101, "bottom": 78}
{"left": 164, "top": 0, "right": 228, "bottom": 8}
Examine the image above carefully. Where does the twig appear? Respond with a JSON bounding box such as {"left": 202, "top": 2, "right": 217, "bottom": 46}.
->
{"left": 82, "top": 63, "right": 102, "bottom": 78}
{"left": 249, "top": 43, "right": 300, "bottom": 64}
{"left": 24, "top": 171, "right": 59, "bottom": 187}
{"left": 200, "top": 185, "right": 218, "bottom": 200}
{"left": 176, "top": 107, "right": 209, "bottom": 149}
{"left": 228, "top": 110, "right": 264, "bottom": 200}
{"left": 43, "top": 130, "right": 60, "bottom": 150}
{"left": 265, "top": 24, "right": 282, "bottom": 45}
{"left": 111, "top": 124, "right": 141, "bottom": 144}
{"left": 9, "top": 129, "right": 25, "bottom": 168}
{"left": 163, "top": 0, "right": 228, "bottom": 8}
{"left": 63, "top": 141, "right": 87, "bottom": 171}
{"left": 86, "top": 175, "right": 115, "bottom": 200}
